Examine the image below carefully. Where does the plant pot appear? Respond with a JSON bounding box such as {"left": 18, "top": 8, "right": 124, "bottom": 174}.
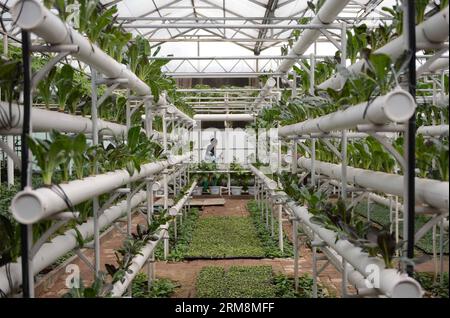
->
{"left": 247, "top": 186, "right": 256, "bottom": 196}
{"left": 193, "top": 186, "right": 203, "bottom": 196}
{"left": 209, "top": 186, "right": 221, "bottom": 195}
{"left": 230, "top": 186, "right": 243, "bottom": 196}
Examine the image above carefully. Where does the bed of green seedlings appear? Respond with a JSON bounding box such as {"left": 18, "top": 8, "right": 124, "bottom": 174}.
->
{"left": 196, "top": 265, "right": 329, "bottom": 298}
{"left": 185, "top": 216, "right": 265, "bottom": 259}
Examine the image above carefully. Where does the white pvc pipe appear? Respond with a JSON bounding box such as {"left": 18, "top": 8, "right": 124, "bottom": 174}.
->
{"left": 251, "top": 167, "right": 420, "bottom": 297}
{"left": 168, "top": 181, "right": 197, "bottom": 216}
{"left": 0, "top": 102, "right": 126, "bottom": 136}
{"left": 253, "top": 1, "right": 350, "bottom": 109}
{"left": 279, "top": 88, "right": 416, "bottom": 137}
{"left": 193, "top": 113, "right": 255, "bottom": 121}
{"left": 287, "top": 202, "right": 423, "bottom": 298}
{"left": 277, "top": 1, "right": 350, "bottom": 73}
{"left": 11, "top": 0, "right": 151, "bottom": 96}
{"left": 110, "top": 227, "right": 167, "bottom": 297}
{"left": 319, "top": 7, "right": 449, "bottom": 90}
{"left": 297, "top": 157, "right": 449, "bottom": 211}
{"left": 248, "top": 164, "right": 278, "bottom": 190}
{"left": 416, "top": 124, "right": 449, "bottom": 136}
{"left": 167, "top": 105, "right": 195, "bottom": 126}
{"left": 0, "top": 189, "right": 148, "bottom": 295}
{"left": 11, "top": 153, "right": 191, "bottom": 224}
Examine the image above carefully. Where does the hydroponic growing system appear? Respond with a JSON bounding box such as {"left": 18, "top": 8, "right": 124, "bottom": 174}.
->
{"left": 0, "top": 0, "right": 448, "bottom": 299}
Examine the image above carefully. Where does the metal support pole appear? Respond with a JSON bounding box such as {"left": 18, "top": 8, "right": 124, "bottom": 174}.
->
{"left": 341, "top": 130, "right": 348, "bottom": 200}
{"left": 311, "top": 138, "right": 316, "bottom": 187}
{"left": 312, "top": 244, "right": 318, "bottom": 298}
{"left": 278, "top": 205, "right": 284, "bottom": 253}
{"left": 7, "top": 135, "right": 14, "bottom": 187}
{"left": 292, "top": 140, "right": 298, "bottom": 174}
{"left": 293, "top": 219, "right": 299, "bottom": 291}
{"left": 20, "top": 30, "right": 33, "bottom": 298}
{"left": 341, "top": 259, "right": 348, "bottom": 297}
{"left": 90, "top": 68, "right": 100, "bottom": 277}
{"left": 403, "top": 0, "right": 416, "bottom": 276}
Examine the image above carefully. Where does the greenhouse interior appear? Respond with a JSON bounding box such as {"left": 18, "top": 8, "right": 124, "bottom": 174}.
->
{"left": 0, "top": 0, "right": 448, "bottom": 301}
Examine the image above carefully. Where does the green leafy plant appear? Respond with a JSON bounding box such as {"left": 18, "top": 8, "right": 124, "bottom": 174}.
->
{"left": 131, "top": 273, "right": 179, "bottom": 298}
{"left": 63, "top": 274, "right": 112, "bottom": 298}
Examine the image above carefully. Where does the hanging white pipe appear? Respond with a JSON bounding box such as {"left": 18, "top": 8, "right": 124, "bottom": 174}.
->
{"left": 279, "top": 88, "right": 416, "bottom": 137}
{"left": 0, "top": 189, "right": 148, "bottom": 295}
{"left": 0, "top": 102, "right": 127, "bottom": 136}
{"left": 193, "top": 114, "right": 255, "bottom": 121}
{"left": 287, "top": 202, "right": 423, "bottom": 298}
{"left": 110, "top": 227, "right": 167, "bottom": 297}
{"left": 318, "top": 7, "right": 449, "bottom": 90}
{"left": 11, "top": 0, "right": 150, "bottom": 96}
{"left": 296, "top": 157, "right": 449, "bottom": 211}
{"left": 416, "top": 124, "right": 449, "bottom": 136}
{"left": 10, "top": 153, "right": 191, "bottom": 224}
{"left": 168, "top": 181, "right": 197, "bottom": 216}
{"left": 248, "top": 164, "right": 278, "bottom": 190}
{"left": 252, "top": 0, "right": 350, "bottom": 109}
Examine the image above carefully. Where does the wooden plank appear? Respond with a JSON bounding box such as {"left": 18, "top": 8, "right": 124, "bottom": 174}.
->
{"left": 190, "top": 198, "right": 226, "bottom": 206}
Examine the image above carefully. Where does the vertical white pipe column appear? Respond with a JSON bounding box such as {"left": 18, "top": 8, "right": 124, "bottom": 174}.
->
{"left": 162, "top": 110, "right": 169, "bottom": 259}
{"left": 197, "top": 120, "right": 202, "bottom": 162}
{"left": 341, "top": 130, "right": 348, "bottom": 199}
{"left": 293, "top": 219, "right": 299, "bottom": 291}
{"left": 125, "top": 90, "right": 132, "bottom": 236}
{"left": 340, "top": 23, "right": 348, "bottom": 201}
{"left": 311, "top": 139, "right": 316, "bottom": 187}
{"left": 278, "top": 205, "right": 284, "bottom": 253}
{"left": 144, "top": 98, "right": 152, "bottom": 137}
{"left": 90, "top": 68, "right": 100, "bottom": 276}
{"left": 309, "top": 53, "right": 315, "bottom": 95}
{"left": 7, "top": 135, "right": 14, "bottom": 187}
{"left": 292, "top": 140, "right": 298, "bottom": 174}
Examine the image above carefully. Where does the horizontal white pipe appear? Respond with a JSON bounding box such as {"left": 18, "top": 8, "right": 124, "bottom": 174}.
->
{"left": 419, "top": 57, "right": 449, "bottom": 74}
{"left": 168, "top": 181, "right": 197, "bottom": 216}
{"left": 416, "top": 124, "right": 449, "bottom": 136}
{"left": 0, "top": 102, "right": 126, "bottom": 136}
{"left": 193, "top": 114, "right": 255, "bottom": 121}
{"left": 248, "top": 164, "right": 278, "bottom": 190}
{"left": 0, "top": 189, "right": 148, "bottom": 295}
{"left": 297, "top": 158, "right": 449, "bottom": 211}
{"left": 287, "top": 202, "right": 423, "bottom": 298}
{"left": 151, "top": 166, "right": 186, "bottom": 191}
{"left": 166, "top": 105, "right": 195, "bottom": 126}
{"left": 319, "top": 7, "right": 449, "bottom": 90}
{"left": 11, "top": 0, "right": 151, "bottom": 96}
{"left": 11, "top": 153, "right": 191, "bottom": 224}
{"left": 279, "top": 89, "right": 416, "bottom": 137}
{"left": 111, "top": 227, "right": 166, "bottom": 297}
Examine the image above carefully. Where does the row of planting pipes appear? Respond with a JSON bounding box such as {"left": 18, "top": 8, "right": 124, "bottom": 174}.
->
{"left": 248, "top": 1, "right": 449, "bottom": 298}
{"left": 249, "top": 163, "right": 424, "bottom": 298}
{"left": 0, "top": 0, "right": 196, "bottom": 297}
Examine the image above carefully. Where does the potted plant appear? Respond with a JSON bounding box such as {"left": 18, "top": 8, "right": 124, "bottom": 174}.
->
{"left": 209, "top": 172, "right": 224, "bottom": 195}
{"left": 230, "top": 158, "right": 244, "bottom": 195}
{"left": 242, "top": 173, "right": 254, "bottom": 195}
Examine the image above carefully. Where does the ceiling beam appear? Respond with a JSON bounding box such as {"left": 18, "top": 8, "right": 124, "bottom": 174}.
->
{"left": 254, "top": 0, "right": 279, "bottom": 55}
